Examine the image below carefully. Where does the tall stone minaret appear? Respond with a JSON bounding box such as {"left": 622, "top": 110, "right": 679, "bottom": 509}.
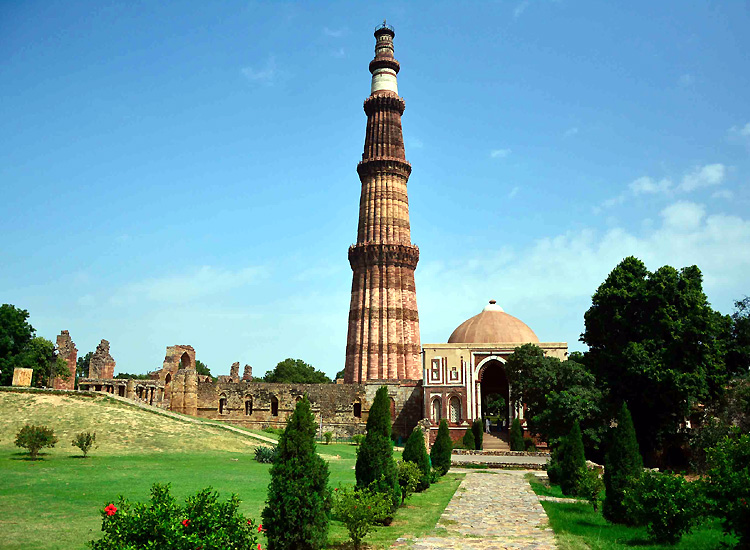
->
{"left": 344, "top": 23, "right": 421, "bottom": 383}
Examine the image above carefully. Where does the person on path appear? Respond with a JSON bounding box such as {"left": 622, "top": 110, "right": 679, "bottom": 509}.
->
{"left": 485, "top": 417, "right": 491, "bottom": 433}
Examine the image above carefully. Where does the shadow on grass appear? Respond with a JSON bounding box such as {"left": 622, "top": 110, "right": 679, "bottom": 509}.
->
{"left": 8, "top": 451, "right": 50, "bottom": 461}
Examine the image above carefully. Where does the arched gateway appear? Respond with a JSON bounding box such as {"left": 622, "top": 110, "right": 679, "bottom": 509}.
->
{"left": 422, "top": 300, "right": 567, "bottom": 446}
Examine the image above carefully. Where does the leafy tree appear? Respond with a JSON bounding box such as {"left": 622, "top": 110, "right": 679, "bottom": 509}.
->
{"left": 195, "top": 359, "right": 212, "bottom": 379}
{"left": 483, "top": 393, "right": 506, "bottom": 417}
{"left": 262, "top": 396, "right": 330, "bottom": 550}
{"left": 397, "top": 461, "right": 421, "bottom": 504}
{"left": 559, "top": 421, "right": 586, "bottom": 496}
{"left": 333, "top": 485, "right": 391, "bottom": 550}
{"left": 471, "top": 419, "right": 483, "bottom": 450}
{"left": 509, "top": 418, "right": 525, "bottom": 451}
{"left": 334, "top": 368, "right": 345, "bottom": 380}
{"left": 726, "top": 296, "right": 750, "bottom": 376}
{"left": 402, "top": 427, "right": 430, "bottom": 491}
{"left": 355, "top": 386, "right": 400, "bottom": 511}
{"left": 0, "top": 304, "right": 35, "bottom": 385}
{"left": 506, "top": 344, "right": 605, "bottom": 450}
{"left": 430, "top": 419, "right": 452, "bottom": 476}
{"left": 603, "top": 403, "right": 643, "bottom": 524}
{"left": 262, "top": 358, "right": 332, "bottom": 384}
{"left": 582, "top": 257, "right": 730, "bottom": 462}
{"left": 114, "top": 372, "right": 151, "bottom": 380}
{"left": 461, "top": 428, "right": 475, "bottom": 450}
{"left": 15, "top": 424, "right": 57, "bottom": 460}
{"left": 76, "top": 351, "right": 93, "bottom": 385}
{"left": 703, "top": 429, "right": 750, "bottom": 548}
{"left": 72, "top": 431, "right": 97, "bottom": 458}
{"left": 16, "top": 337, "right": 68, "bottom": 387}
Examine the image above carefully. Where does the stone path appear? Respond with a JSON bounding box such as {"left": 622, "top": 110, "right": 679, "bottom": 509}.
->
{"left": 392, "top": 471, "right": 556, "bottom": 549}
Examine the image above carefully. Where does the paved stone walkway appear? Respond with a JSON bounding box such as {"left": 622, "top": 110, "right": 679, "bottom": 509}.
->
{"left": 392, "top": 471, "right": 556, "bottom": 549}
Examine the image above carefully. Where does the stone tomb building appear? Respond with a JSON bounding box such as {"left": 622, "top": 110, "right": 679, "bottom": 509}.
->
{"left": 422, "top": 301, "right": 567, "bottom": 445}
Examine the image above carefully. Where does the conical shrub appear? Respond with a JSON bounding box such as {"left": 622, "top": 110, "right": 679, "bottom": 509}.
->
{"left": 560, "top": 421, "right": 586, "bottom": 496}
{"left": 510, "top": 418, "right": 525, "bottom": 451}
{"left": 603, "top": 402, "right": 643, "bottom": 524}
{"left": 430, "top": 419, "right": 452, "bottom": 476}
{"left": 462, "top": 428, "right": 475, "bottom": 450}
{"left": 472, "top": 419, "right": 483, "bottom": 450}
{"left": 402, "top": 427, "right": 430, "bottom": 491}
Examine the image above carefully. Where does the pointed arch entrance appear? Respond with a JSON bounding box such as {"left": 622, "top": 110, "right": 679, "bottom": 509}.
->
{"left": 477, "top": 358, "right": 510, "bottom": 432}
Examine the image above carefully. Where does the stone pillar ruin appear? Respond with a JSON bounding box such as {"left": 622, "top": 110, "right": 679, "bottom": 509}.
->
{"left": 229, "top": 362, "right": 240, "bottom": 382}
{"left": 89, "top": 340, "right": 116, "bottom": 379}
{"left": 52, "top": 330, "right": 77, "bottom": 390}
{"left": 242, "top": 364, "right": 253, "bottom": 381}
{"left": 126, "top": 379, "right": 135, "bottom": 400}
{"left": 171, "top": 370, "right": 185, "bottom": 413}
{"left": 184, "top": 369, "right": 198, "bottom": 416}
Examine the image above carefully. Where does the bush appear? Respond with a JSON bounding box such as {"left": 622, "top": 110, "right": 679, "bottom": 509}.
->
{"left": 89, "top": 483, "right": 259, "bottom": 550}
{"left": 397, "top": 461, "right": 422, "bottom": 504}
{"left": 472, "top": 419, "right": 483, "bottom": 450}
{"left": 355, "top": 386, "right": 400, "bottom": 513}
{"left": 430, "top": 419, "right": 452, "bottom": 476}
{"left": 15, "top": 424, "right": 57, "bottom": 460}
{"left": 579, "top": 468, "right": 604, "bottom": 511}
{"left": 509, "top": 418, "right": 525, "bottom": 451}
{"left": 401, "top": 427, "right": 430, "bottom": 491}
{"left": 72, "top": 431, "right": 96, "bottom": 458}
{"left": 262, "top": 396, "right": 330, "bottom": 550}
{"left": 560, "top": 421, "right": 586, "bottom": 496}
{"left": 624, "top": 471, "right": 705, "bottom": 544}
{"left": 603, "top": 403, "right": 643, "bottom": 524}
{"left": 254, "top": 445, "right": 278, "bottom": 464}
{"left": 703, "top": 430, "right": 750, "bottom": 548}
{"left": 352, "top": 434, "right": 365, "bottom": 446}
{"left": 524, "top": 437, "right": 537, "bottom": 452}
{"left": 547, "top": 443, "right": 562, "bottom": 485}
{"left": 461, "top": 428, "right": 475, "bottom": 451}
{"left": 323, "top": 431, "right": 333, "bottom": 445}
{"left": 262, "top": 426, "right": 284, "bottom": 436}
{"left": 333, "top": 485, "right": 391, "bottom": 550}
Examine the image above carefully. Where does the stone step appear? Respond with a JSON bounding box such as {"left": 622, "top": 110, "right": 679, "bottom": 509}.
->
{"left": 482, "top": 432, "right": 510, "bottom": 451}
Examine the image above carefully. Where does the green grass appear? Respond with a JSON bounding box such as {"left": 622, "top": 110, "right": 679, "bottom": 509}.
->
{"left": 524, "top": 473, "right": 586, "bottom": 500}
{"left": 1, "top": 390, "right": 459, "bottom": 550}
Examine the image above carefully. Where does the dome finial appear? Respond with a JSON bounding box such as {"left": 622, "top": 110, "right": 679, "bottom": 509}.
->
{"left": 489, "top": 299, "right": 496, "bottom": 305}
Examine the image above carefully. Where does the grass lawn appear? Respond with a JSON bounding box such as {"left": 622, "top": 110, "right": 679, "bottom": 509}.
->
{"left": 1, "top": 390, "right": 462, "bottom": 549}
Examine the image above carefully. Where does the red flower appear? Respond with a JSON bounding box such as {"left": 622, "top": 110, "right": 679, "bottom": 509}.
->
{"left": 257, "top": 545, "right": 262, "bottom": 550}
{"left": 182, "top": 519, "right": 191, "bottom": 527}
{"left": 104, "top": 504, "right": 117, "bottom": 516}
{"left": 258, "top": 523, "right": 263, "bottom": 532}
{"left": 247, "top": 520, "right": 252, "bottom": 525}
{"left": 334, "top": 488, "right": 338, "bottom": 491}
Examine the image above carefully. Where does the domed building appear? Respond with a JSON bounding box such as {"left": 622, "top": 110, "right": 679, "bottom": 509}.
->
{"left": 422, "top": 301, "right": 567, "bottom": 445}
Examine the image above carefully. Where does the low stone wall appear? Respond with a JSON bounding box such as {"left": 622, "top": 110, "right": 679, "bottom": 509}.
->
{"left": 451, "top": 449, "right": 550, "bottom": 457}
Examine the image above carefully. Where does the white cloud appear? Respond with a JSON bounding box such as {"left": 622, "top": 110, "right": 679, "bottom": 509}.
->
{"left": 712, "top": 189, "right": 734, "bottom": 199}
{"left": 679, "top": 163, "right": 726, "bottom": 192}
{"left": 661, "top": 201, "right": 705, "bottom": 231}
{"left": 678, "top": 73, "right": 695, "bottom": 87}
{"left": 241, "top": 56, "right": 280, "bottom": 85}
{"left": 514, "top": 0, "right": 530, "bottom": 18}
{"left": 629, "top": 176, "right": 672, "bottom": 195}
{"left": 508, "top": 186, "right": 520, "bottom": 198}
{"left": 729, "top": 122, "right": 750, "bottom": 149}
{"left": 323, "top": 27, "right": 345, "bottom": 38}
{"left": 332, "top": 47, "right": 345, "bottom": 59}
{"left": 563, "top": 127, "right": 579, "bottom": 138}
{"left": 111, "top": 266, "right": 267, "bottom": 305}
{"left": 490, "top": 148, "right": 511, "bottom": 158}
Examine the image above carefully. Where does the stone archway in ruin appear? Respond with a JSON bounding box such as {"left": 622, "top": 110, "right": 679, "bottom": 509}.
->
{"left": 164, "top": 372, "right": 172, "bottom": 400}
{"left": 478, "top": 358, "right": 510, "bottom": 432}
{"left": 180, "top": 352, "right": 191, "bottom": 368}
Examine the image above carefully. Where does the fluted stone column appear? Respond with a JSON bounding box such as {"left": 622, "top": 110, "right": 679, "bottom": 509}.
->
{"left": 345, "top": 23, "right": 421, "bottom": 383}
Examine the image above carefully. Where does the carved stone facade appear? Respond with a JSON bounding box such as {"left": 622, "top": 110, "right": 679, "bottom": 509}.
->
{"left": 12, "top": 368, "right": 33, "bottom": 387}
{"left": 88, "top": 339, "right": 116, "bottom": 379}
{"left": 344, "top": 24, "right": 421, "bottom": 383}
{"left": 52, "top": 330, "right": 77, "bottom": 390}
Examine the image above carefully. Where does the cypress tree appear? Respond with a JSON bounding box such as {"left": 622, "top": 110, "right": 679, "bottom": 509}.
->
{"left": 509, "top": 418, "right": 525, "bottom": 451}
{"left": 430, "top": 419, "right": 452, "bottom": 476}
{"left": 402, "top": 427, "right": 430, "bottom": 491}
{"left": 462, "top": 427, "right": 475, "bottom": 450}
{"left": 472, "top": 419, "right": 483, "bottom": 450}
{"left": 262, "top": 396, "right": 330, "bottom": 550}
{"left": 603, "top": 402, "right": 643, "bottom": 524}
{"left": 560, "top": 421, "right": 586, "bottom": 496}
{"left": 355, "top": 386, "right": 400, "bottom": 510}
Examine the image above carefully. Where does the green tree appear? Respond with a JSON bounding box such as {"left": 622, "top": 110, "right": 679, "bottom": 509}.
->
{"left": 582, "top": 257, "right": 729, "bottom": 461}
{"left": 603, "top": 403, "right": 643, "bottom": 524}
{"left": 72, "top": 431, "right": 97, "bottom": 458}
{"left": 430, "top": 419, "right": 452, "bottom": 476}
{"left": 483, "top": 393, "right": 506, "bottom": 417}
{"left": 195, "top": 359, "right": 212, "bottom": 380}
{"left": 505, "top": 344, "right": 605, "bottom": 450}
{"left": 16, "top": 336, "right": 69, "bottom": 387}
{"left": 76, "top": 351, "right": 93, "bottom": 385}
{"left": 461, "top": 428, "right": 475, "bottom": 450}
{"left": 262, "top": 396, "right": 330, "bottom": 550}
{"left": 0, "top": 304, "right": 36, "bottom": 385}
{"left": 334, "top": 368, "right": 345, "bottom": 380}
{"left": 401, "top": 427, "right": 430, "bottom": 491}
{"left": 509, "top": 418, "right": 525, "bottom": 451}
{"left": 355, "top": 386, "right": 400, "bottom": 511}
{"left": 15, "top": 424, "right": 58, "bottom": 460}
{"left": 727, "top": 296, "right": 750, "bottom": 376}
{"left": 471, "top": 418, "right": 483, "bottom": 450}
{"left": 262, "top": 358, "right": 332, "bottom": 384}
{"left": 559, "top": 421, "right": 586, "bottom": 496}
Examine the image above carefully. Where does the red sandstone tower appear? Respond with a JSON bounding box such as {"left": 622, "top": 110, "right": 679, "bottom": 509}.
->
{"left": 345, "top": 23, "right": 421, "bottom": 383}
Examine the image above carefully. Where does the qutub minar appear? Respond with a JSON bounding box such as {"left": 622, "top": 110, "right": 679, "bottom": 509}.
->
{"left": 344, "top": 23, "right": 422, "bottom": 383}
{"left": 59, "top": 23, "right": 566, "bottom": 449}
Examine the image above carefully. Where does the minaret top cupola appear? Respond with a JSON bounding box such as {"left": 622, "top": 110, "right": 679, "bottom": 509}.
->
{"left": 370, "top": 22, "right": 400, "bottom": 95}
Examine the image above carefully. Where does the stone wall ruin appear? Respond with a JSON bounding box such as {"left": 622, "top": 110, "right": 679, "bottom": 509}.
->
{"left": 52, "top": 330, "right": 77, "bottom": 390}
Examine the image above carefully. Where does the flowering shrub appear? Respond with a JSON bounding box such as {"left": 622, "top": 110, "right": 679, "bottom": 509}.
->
{"left": 333, "top": 485, "right": 391, "bottom": 550}
{"left": 254, "top": 445, "right": 278, "bottom": 464}
{"left": 624, "top": 471, "right": 705, "bottom": 544}
{"left": 88, "top": 483, "right": 260, "bottom": 550}
{"left": 15, "top": 424, "right": 57, "bottom": 460}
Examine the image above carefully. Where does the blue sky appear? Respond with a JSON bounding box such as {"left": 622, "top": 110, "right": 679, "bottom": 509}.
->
{"left": 2, "top": 1, "right": 749, "bottom": 379}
